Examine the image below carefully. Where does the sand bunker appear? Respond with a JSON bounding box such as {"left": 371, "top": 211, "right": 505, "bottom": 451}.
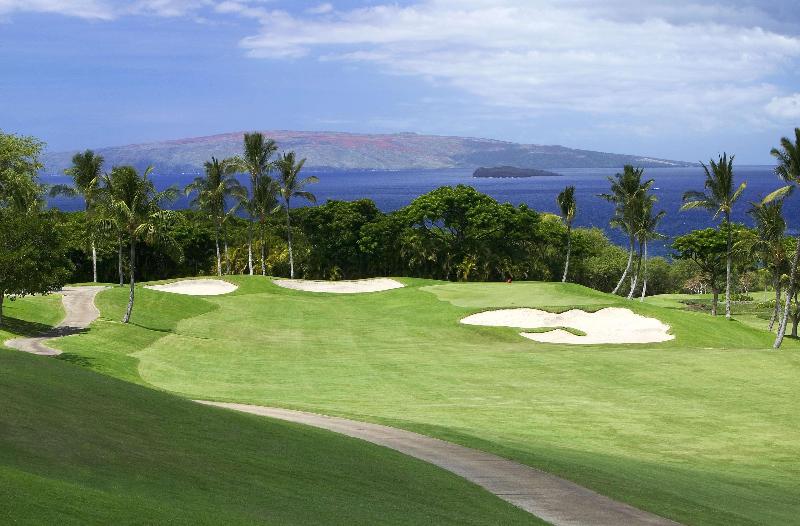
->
{"left": 272, "top": 278, "right": 404, "bottom": 294}
{"left": 461, "top": 307, "right": 674, "bottom": 345}
{"left": 145, "top": 279, "right": 238, "bottom": 296}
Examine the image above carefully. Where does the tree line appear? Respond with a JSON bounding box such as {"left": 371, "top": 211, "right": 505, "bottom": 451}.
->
{"left": 2, "top": 128, "right": 799, "bottom": 348}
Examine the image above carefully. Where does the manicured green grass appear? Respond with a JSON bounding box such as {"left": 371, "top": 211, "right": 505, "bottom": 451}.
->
{"left": 59, "top": 276, "right": 800, "bottom": 525}
{"left": 0, "top": 294, "right": 63, "bottom": 342}
{"left": 1, "top": 297, "right": 539, "bottom": 525}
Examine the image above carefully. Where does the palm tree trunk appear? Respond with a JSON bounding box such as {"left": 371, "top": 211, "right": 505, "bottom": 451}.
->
{"left": 640, "top": 239, "right": 648, "bottom": 301}
{"left": 260, "top": 223, "right": 267, "bottom": 276}
{"left": 215, "top": 222, "right": 222, "bottom": 277}
{"left": 91, "top": 235, "right": 98, "bottom": 283}
{"left": 775, "top": 236, "right": 800, "bottom": 348}
{"left": 725, "top": 213, "right": 732, "bottom": 319}
{"left": 223, "top": 226, "right": 230, "bottom": 275}
{"left": 613, "top": 234, "right": 635, "bottom": 295}
{"left": 118, "top": 233, "right": 124, "bottom": 286}
{"left": 247, "top": 223, "right": 254, "bottom": 276}
{"left": 285, "top": 202, "right": 294, "bottom": 279}
{"left": 628, "top": 240, "right": 643, "bottom": 300}
{"left": 561, "top": 225, "right": 571, "bottom": 283}
{"left": 769, "top": 274, "right": 781, "bottom": 331}
{"left": 122, "top": 240, "right": 136, "bottom": 324}
{"left": 0, "top": 291, "right": 4, "bottom": 327}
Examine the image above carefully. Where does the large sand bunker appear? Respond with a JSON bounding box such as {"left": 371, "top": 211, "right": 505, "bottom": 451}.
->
{"left": 461, "top": 307, "right": 674, "bottom": 345}
{"left": 145, "top": 279, "right": 238, "bottom": 296}
{"left": 272, "top": 278, "right": 404, "bottom": 294}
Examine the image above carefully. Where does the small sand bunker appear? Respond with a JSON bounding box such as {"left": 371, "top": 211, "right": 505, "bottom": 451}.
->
{"left": 273, "top": 278, "right": 404, "bottom": 294}
{"left": 145, "top": 279, "right": 238, "bottom": 296}
{"left": 461, "top": 307, "right": 674, "bottom": 345}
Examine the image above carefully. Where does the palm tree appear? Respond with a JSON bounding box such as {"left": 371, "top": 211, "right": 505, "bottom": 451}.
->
{"left": 636, "top": 198, "right": 666, "bottom": 301}
{"left": 599, "top": 165, "right": 653, "bottom": 295}
{"left": 274, "top": 152, "right": 318, "bottom": 279}
{"left": 236, "top": 132, "right": 277, "bottom": 275}
{"left": 248, "top": 174, "right": 280, "bottom": 275}
{"left": 744, "top": 200, "right": 787, "bottom": 330}
{"left": 681, "top": 153, "right": 745, "bottom": 319}
{"left": 50, "top": 150, "right": 104, "bottom": 282}
{"left": 101, "top": 166, "right": 178, "bottom": 323}
{"left": 764, "top": 128, "right": 800, "bottom": 348}
{"left": 184, "top": 157, "right": 241, "bottom": 276}
{"left": 556, "top": 185, "right": 576, "bottom": 283}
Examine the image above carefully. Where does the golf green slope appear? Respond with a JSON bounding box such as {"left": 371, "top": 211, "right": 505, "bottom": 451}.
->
{"left": 1, "top": 295, "right": 539, "bottom": 525}
{"left": 53, "top": 277, "right": 800, "bottom": 525}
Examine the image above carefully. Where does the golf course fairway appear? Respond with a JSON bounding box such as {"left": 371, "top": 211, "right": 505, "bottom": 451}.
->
{"left": 41, "top": 277, "right": 800, "bottom": 525}
{"left": 0, "top": 294, "right": 539, "bottom": 525}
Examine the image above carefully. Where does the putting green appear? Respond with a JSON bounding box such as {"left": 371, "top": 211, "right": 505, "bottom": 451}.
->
{"left": 56, "top": 277, "right": 800, "bottom": 525}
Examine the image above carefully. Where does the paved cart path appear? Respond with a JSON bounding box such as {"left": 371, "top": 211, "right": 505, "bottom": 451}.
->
{"left": 198, "top": 401, "right": 682, "bottom": 526}
{"left": 5, "top": 286, "right": 107, "bottom": 356}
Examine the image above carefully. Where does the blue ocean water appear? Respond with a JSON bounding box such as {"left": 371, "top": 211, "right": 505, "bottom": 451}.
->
{"left": 43, "top": 165, "right": 792, "bottom": 256}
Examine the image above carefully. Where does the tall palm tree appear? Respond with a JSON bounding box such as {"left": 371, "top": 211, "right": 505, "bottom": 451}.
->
{"left": 599, "top": 165, "right": 653, "bottom": 295}
{"left": 764, "top": 128, "right": 800, "bottom": 348}
{"left": 274, "top": 152, "right": 318, "bottom": 279}
{"left": 745, "top": 200, "right": 787, "bottom": 330}
{"left": 556, "top": 185, "right": 576, "bottom": 283}
{"left": 249, "top": 174, "right": 280, "bottom": 275}
{"left": 681, "top": 153, "right": 745, "bottom": 319}
{"left": 184, "top": 157, "right": 241, "bottom": 276}
{"left": 635, "top": 198, "right": 666, "bottom": 301}
{"left": 50, "top": 150, "right": 104, "bottom": 282}
{"left": 236, "top": 132, "right": 277, "bottom": 275}
{"left": 101, "top": 166, "right": 178, "bottom": 323}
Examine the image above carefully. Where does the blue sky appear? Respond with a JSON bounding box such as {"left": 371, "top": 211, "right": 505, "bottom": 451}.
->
{"left": 1, "top": 0, "right": 799, "bottom": 163}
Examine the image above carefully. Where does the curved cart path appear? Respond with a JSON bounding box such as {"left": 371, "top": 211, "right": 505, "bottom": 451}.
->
{"left": 5, "top": 286, "right": 107, "bottom": 356}
{"left": 198, "top": 401, "right": 682, "bottom": 526}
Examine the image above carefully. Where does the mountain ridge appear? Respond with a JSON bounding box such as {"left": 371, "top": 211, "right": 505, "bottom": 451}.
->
{"left": 41, "top": 130, "right": 694, "bottom": 174}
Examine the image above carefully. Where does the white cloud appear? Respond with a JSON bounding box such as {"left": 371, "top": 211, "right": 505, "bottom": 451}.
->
{"left": 306, "top": 3, "right": 332, "bottom": 15}
{"left": 0, "top": 0, "right": 115, "bottom": 19}
{"left": 0, "top": 0, "right": 212, "bottom": 19}
{"left": 766, "top": 94, "right": 800, "bottom": 119}
{"left": 237, "top": 0, "right": 800, "bottom": 131}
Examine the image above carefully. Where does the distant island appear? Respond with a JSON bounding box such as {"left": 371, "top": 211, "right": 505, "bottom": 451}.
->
{"left": 473, "top": 166, "right": 562, "bottom": 178}
{"left": 41, "top": 130, "right": 695, "bottom": 175}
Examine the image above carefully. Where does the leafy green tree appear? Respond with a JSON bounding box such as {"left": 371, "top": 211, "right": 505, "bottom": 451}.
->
{"left": 235, "top": 132, "right": 277, "bottom": 275}
{"left": 681, "top": 153, "right": 746, "bottom": 319}
{"left": 0, "top": 131, "right": 43, "bottom": 212}
{"left": 556, "top": 185, "right": 576, "bottom": 283}
{"left": 764, "top": 128, "right": 800, "bottom": 348}
{"left": 0, "top": 132, "right": 71, "bottom": 325}
{"left": 184, "top": 157, "right": 241, "bottom": 276}
{"left": 101, "top": 166, "right": 178, "bottom": 323}
{"left": 50, "top": 150, "right": 104, "bottom": 282}
{"left": 0, "top": 211, "right": 73, "bottom": 325}
{"left": 599, "top": 165, "right": 653, "bottom": 295}
{"left": 673, "top": 227, "right": 733, "bottom": 316}
{"left": 297, "top": 199, "right": 381, "bottom": 279}
{"left": 275, "top": 152, "right": 318, "bottom": 279}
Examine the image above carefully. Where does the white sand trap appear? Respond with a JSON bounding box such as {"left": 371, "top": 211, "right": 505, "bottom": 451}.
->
{"left": 272, "top": 278, "right": 404, "bottom": 294}
{"left": 461, "top": 307, "right": 674, "bottom": 345}
{"left": 145, "top": 279, "right": 238, "bottom": 296}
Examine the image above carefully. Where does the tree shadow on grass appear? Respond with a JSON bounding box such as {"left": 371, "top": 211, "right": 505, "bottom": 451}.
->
{"left": 57, "top": 353, "right": 96, "bottom": 368}
{"left": 0, "top": 317, "right": 54, "bottom": 338}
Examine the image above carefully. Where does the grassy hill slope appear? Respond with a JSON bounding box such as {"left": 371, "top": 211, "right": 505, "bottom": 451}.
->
{"left": 0, "top": 296, "right": 538, "bottom": 525}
